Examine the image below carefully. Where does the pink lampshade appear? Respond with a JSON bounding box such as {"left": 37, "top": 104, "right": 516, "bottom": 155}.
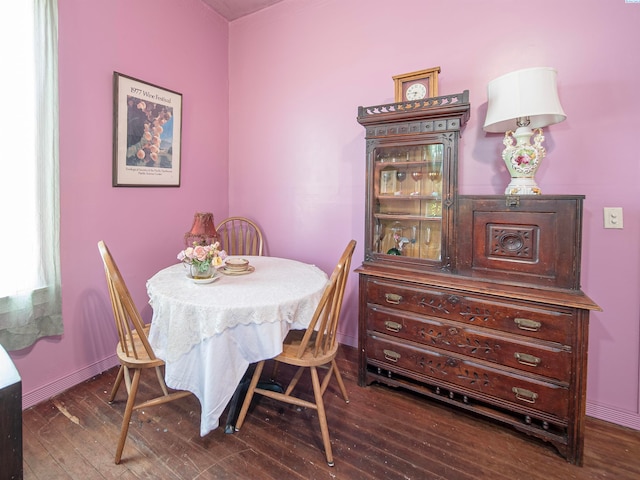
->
{"left": 184, "top": 212, "right": 218, "bottom": 246}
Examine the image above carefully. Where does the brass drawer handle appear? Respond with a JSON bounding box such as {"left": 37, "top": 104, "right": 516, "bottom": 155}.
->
{"left": 384, "top": 320, "right": 402, "bottom": 333}
{"left": 514, "top": 352, "right": 541, "bottom": 367}
{"left": 512, "top": 387, "right": 538, "bottom": 404}
{"left": 383, "top": 349, "right": 400, "bottom": 362}
{"left": 384, "top": 293, "right": 403, "bottom": 305}
{"left": 514, "top": 317, "right": 542, "bottom": 332}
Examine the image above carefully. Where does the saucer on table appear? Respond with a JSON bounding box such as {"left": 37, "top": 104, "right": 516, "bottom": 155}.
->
{"left": 219, "top": 265, "right": 255, "bottom": 275}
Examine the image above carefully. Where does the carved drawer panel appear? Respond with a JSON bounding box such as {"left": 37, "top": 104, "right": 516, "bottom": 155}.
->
{"left": 367, "top": 333, "right": 569, "bottom": 420}
{"left": 367, "top": 305, "right": 571, "bottom": 382}
{"left": 366, "top": 279, "right": 575, "bottom": 345}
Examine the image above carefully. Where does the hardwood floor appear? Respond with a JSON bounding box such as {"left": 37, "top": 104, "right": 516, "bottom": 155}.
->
{"left": 22, "top": 346, "right": 640, "bottom": 479}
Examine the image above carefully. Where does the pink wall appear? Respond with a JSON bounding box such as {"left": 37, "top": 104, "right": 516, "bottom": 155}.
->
{"left": 9, "top": 0, "right": 640, "bottom": 434}
{"left": 10, "top": 0, "right": 230, "bottom": 406}
{"left": 228, "top": 0, "right": 640, "bottom": 430}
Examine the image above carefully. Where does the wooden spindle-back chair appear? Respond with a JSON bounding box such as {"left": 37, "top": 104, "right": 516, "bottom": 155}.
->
{"left": 216, "top": 217, "right": 264, "bottom": 256}
{"left": 235, "top": 240, "right": 356, "bottom": 466}
{"left": 98, "top": 241, "right": 191, "bottom": 464}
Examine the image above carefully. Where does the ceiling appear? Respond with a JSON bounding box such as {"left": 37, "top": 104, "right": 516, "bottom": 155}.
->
{"left": 202, "top": 0, "right": 285, "bottom": 21}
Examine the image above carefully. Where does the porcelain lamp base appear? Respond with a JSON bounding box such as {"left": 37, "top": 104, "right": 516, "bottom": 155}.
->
{"left": 504, "top": 177, "right": 541, "bottom": 195}
{"left": 501, "top": 126, "right": 546, "bottom": 195}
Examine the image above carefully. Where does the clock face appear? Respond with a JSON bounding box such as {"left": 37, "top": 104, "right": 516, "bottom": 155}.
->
{"left": 405, "top": 83, "right": 427, "bottom": 100}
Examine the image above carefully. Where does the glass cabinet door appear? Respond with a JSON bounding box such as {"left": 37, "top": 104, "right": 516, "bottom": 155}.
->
{"left": 372, "top": 143, "right": 444, "bottom": 262}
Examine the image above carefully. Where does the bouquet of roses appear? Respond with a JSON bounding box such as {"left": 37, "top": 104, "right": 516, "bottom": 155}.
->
{"left": 177, "top": 242, "right": 226, "bottom": 275}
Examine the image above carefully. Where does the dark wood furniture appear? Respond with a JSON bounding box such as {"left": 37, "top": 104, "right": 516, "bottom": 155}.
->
{"left": 356, "top": 93, "right": 600, "bottom": 465}
{"left": 0, "top": 344, "right": 22, "bottom": 479}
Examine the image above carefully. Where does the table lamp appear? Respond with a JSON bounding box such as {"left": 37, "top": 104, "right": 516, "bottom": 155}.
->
{"left": 483, "top": 67, "right": 566, "bottom": 195}
{"left": 184, "top": 212, "right": 218, "bottom": 246}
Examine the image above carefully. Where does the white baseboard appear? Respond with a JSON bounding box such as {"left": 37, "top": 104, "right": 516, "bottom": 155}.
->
{"left": 21, "top": 354, "right": 119, "bottom": 410}
{"left": 338, "top": 332, "right": 357, "bottom": 348}
{"left": 587, "top": 401, "right": 640, "bottom": 431}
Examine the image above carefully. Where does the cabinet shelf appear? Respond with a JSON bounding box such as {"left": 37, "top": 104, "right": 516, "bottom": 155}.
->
{"left": 377, "top": 194, "right": 441, "bottom": 200}
{"left": 374, "top": 213, "right": 441, "bottom": 221}
{"left": 376, "top": 161, "right": 442, "bottom": 169}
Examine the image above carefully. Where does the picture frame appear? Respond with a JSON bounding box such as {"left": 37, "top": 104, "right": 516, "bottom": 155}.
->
{"left": 393, "top": 67, "right": 441, "bottom": 102}
{"left": 112, "top": 72, "right": 182, "bottom": 187}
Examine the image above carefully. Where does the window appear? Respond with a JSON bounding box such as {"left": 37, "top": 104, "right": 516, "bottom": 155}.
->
{"left": 0, "top": 0, "right": 63, "bottom": 350}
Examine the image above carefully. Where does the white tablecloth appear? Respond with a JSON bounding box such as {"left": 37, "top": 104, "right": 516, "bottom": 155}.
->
{"left": 146, "top": 256, "right": 328, "bottom": 436}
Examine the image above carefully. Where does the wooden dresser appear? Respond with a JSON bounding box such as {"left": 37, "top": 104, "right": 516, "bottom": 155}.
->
{"left": 356, "top": 94, "right": 600, "bottom": 465}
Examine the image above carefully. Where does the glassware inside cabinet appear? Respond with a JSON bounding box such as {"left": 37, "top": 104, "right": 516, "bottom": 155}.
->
{"left": 374, "top": 219, "right": 441, "bottom": 261}
{"left": 373, "top": 143, "right": 444, "bottom": 262}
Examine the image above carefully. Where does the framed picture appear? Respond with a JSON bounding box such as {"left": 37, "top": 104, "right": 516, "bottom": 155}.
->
{"left": 112, "top": 72, "right": 182, "bottom": 187}
{"left": 393, "top": 67, "right": 441, "bottom": 102}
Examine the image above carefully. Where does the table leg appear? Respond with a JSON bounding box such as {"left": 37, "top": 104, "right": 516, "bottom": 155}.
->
{"left": 224, "top": 371, "right": 250, "bottom": 434}
{"left": 224, "top": 362, "right": 284, "bottom": 434}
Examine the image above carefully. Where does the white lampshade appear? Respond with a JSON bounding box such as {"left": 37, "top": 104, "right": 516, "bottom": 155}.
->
{"left": 483, "top": 67, "right": 566, "bottom": 133}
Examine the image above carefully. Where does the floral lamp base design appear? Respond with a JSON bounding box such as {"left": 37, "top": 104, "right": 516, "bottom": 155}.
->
{"left": 501, "top": 127, "right": 546, "bottom": 195}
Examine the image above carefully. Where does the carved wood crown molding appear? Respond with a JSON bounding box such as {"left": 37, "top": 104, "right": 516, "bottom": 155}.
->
{"left": 363, "top": 120, "right": 461, "bottom": 139}
{"left": 357, "top": 90, "right": 471, "bottom": 128}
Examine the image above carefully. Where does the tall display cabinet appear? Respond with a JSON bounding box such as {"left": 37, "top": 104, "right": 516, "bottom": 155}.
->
{"left": 356, "top": 91, "right": 600, "bottom": 465}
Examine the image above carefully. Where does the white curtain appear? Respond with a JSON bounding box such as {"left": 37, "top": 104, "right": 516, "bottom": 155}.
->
{"left": 0, "top": 0, "right": 63, "bottom": 350}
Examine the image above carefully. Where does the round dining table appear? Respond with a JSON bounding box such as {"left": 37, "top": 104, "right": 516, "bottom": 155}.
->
{"left": 146, "top": 255, "right": 328, "bottom": 436}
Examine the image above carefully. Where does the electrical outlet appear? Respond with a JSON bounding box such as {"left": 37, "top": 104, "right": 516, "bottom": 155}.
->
{"left": 603, "top": 207, "right": 623, "bottom": 229}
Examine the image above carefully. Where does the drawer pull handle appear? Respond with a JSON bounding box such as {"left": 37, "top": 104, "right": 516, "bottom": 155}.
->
{"left": 512, "top": 387, "right": 538, "bottom": 404}
{"left": 384, "top": 320, "right": 402, "bottom": 333}
{"left": 514, "top": 318, "right": 541, "bottom": 332}
{"left": 383, "top": 349, "right": 401, "bottom": 362}
{"left": 384, "top": 293, "right": 403, "bottom": 305}
{"left": 514, "top": 352, "right": 541, "bottom": 367}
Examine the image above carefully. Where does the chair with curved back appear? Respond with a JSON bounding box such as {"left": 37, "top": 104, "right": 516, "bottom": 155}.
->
{"left": 235, "top": 239, "right": 356, "bottom": 467}
{"left": 216, "top": 216, "right": 264, "bottom": 256}
{"left": 97, "top": 240, "right": 192, "bottom": 464}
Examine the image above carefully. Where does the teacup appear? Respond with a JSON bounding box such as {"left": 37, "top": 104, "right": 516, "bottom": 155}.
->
{"left": 224, "top": 257, "right": 250, "bottom": 272}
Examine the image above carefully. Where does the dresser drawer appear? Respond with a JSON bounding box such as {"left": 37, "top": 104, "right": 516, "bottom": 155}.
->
{"left": 367, "top": 333, "right": 569, "bottom": 420}
{"left": 366, "top": 278, "right": 575, "bottom": 345}
{"left": 367, "top": 305, "right": 571, "bottom": 382}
